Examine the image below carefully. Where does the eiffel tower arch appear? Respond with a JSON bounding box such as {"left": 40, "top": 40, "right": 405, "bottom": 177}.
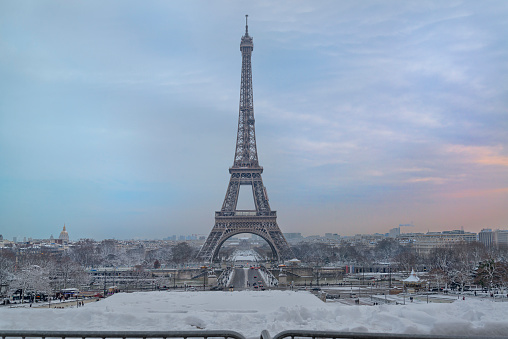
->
{"left": 197, "top": 16, "right": 293, "bottom": 263}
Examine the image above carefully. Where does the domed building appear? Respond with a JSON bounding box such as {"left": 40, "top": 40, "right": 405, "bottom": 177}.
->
{"left": 58, "top": 224, "right": 69, "bottom": 244}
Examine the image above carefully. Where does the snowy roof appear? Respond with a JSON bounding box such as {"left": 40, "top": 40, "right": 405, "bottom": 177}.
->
{"left": 403, "top": 269, "right": 420, "bottom": 282}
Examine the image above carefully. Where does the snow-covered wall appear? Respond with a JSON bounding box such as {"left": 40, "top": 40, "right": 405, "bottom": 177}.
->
{"left": 1, "top": 290, "right": 507, "bottom": 338}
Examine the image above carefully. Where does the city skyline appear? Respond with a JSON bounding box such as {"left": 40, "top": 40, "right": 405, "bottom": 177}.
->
{"left": 0, "top": 223, "right": 493, "bottom": 243}
{"left": 1, "top": 1, "right": 507, "bottom": 240}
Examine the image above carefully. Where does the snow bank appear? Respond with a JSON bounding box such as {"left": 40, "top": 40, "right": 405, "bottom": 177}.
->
{"left": 1, "top": 291, "right": 507, "bottom": 338}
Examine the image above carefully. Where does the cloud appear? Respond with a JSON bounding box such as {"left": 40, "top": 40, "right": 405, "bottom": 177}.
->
{"left": 444, "top": 144, "right": 508, "bottom": 167}
{"left": 1, "top": 1, "right": 508, "bottom": 239}
{"left": 442, "top": 187, "right": 508, "bottom": 199}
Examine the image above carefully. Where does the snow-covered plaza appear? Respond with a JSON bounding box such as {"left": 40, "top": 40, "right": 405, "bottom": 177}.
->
{"left": 1, "top": 290, "right": 507, "bottom": 338}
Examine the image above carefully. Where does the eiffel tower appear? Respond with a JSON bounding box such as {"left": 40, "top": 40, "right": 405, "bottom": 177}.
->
{"left": 198, "top": 16, "right": 293, "bottom": 263}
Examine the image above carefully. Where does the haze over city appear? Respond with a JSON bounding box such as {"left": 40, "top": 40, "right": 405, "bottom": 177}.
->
{"left": 1, "top": 1, "right": 507, "bottom": 241}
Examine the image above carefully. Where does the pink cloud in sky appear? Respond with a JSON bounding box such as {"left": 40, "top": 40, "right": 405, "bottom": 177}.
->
{"left": 444, "top": 144, "right": 508, "bottom": 167}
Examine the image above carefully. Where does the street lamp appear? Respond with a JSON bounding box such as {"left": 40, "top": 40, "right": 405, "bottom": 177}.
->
{"left": 202, "top": 266, "right": 207, "bottom": 291}
{"left": 389, "top": 265, "right": 392, "bottom": 289}
{"left": 427, "top": 282, "right": 429, "bottom": 303}
{"left": 169, "top": 271, "right": 177, "bottom": 289}
{"left": 103, "top": 269, "right": 107, "bottom": 297}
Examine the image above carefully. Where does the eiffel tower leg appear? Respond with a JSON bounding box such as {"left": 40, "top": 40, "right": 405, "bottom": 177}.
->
{"left": 221, "top": 174, "right": 240, "bottom": 213}
{"left": 267, "top": 226, "right": 294, "bottom": 260}
{"left": 197, "top": 222, "right": 225, "bottom": 262}
{"left": 251, "top": 173, "right": 269, "bottom": 214}
{"left": 198, "top": 216, "right": 294, "bottom": 263}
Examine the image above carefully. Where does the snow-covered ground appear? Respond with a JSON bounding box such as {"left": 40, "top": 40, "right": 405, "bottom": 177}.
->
{"left": 1, "top": 290, "right": 507, "bottom": 338}
{"left": 230, "top": 249, "right": 261, "bottom": 263}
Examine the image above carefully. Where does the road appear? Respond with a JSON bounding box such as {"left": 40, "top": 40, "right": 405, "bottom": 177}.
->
{"left": 231, "top": 268, "right": 266, "bottom": 290}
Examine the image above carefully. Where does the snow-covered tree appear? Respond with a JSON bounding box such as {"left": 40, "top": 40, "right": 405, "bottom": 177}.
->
{"left": 427, "top": 247, "right": 455, "bottom": 272}
{"left": 475, "top": 258, "right": 508, "bottom": 291}
{"left": 11, "top": 264, "right": 51, "bottom": 302}
{"left": 428, "top": 268, "right": 449, "bottom": 290}
{"left": 0, "top": 251, "right": 15, "bottom": 294}
{"left": 394, "top": 248, "right": 418, "bottom": 272}
{"left": 70, "top": 239, "right": 100, "bottom": 268}
{"left": 50, "top": 255, "right": 89, "bottom": 290}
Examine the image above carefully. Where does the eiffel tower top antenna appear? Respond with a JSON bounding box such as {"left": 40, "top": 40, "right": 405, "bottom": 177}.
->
{"left": 235, "top": 13, "right": 257, "bottom": 169}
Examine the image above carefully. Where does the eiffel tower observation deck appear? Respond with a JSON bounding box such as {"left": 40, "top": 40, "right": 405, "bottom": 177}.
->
{"left": 197, "top": 16, "right": 293, "bottom": 263}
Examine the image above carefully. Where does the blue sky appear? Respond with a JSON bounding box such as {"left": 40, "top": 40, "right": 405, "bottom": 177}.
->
{"left": 1, "top": 1, "right": 507, "bottom": 241}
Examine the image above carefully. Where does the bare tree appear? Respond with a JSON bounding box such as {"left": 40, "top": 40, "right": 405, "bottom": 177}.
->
{"left": 171, "top": 242, "right": 196, "bottom": 265}
{"left": 427, "top": 247, "right": 456, "bottom": 272}
{"left": 372, "top": 239, "right": 402, "bottom": 262}
{"left": 395, "top": 248, "right": 418, "bottom": 272}
{"left": 50, "top": 255, "right": 89, "bottom": 290}
{"left": 428, "top": 268, "right": 449, "bottom": 290}
{"left": 71, "top": 239, "right": 100, "bottom": 268}
{"left": 475, "top": 258, "right": 508, "bottom": 292}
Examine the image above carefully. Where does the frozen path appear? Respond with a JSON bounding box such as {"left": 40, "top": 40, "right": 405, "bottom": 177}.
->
{"left": 1, "top": 290, "right": 507, "bottom": 338}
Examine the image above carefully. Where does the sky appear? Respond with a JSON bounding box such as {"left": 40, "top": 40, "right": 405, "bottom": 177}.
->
{"left": 1, "top": 1, "right": 507, "bottom": 241}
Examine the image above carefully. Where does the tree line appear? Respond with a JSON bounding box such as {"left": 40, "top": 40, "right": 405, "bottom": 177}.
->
{"left": 1, "top": 238, "right": 507, "bottom": 299}
{"left": 290, "top": 239, "right": 508, "bottom": 291}
{"left": 0, "top": 240, "right": 197, "bottom": 299}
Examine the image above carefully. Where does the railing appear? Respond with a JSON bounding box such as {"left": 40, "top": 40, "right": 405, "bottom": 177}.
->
{"left": 260, "top": 330, "right": 505, "bottom": 339}
{"left": 215, "top": 211, "right": 277, "bottom": 217}
{"left": 0, "top": 331, "right": 245, "bottom": 339}
{"left": 0, "top": 330, "right": 504, "bottom": 339}
{"left": 233, "top": 211, "right": 258, "bottom": 216}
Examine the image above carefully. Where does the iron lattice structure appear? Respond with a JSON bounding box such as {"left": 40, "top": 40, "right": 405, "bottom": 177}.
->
{"left": 198, "top": 16, "right": 293, "bottom": 263}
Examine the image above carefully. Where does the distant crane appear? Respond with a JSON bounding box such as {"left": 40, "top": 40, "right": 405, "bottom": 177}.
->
{"left": 399, "top": 223, "right": 415, "bottom": 228}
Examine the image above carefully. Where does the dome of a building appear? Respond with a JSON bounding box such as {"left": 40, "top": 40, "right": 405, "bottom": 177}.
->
{"left": 59, "top": 224, "right": 69, "bottom": 243}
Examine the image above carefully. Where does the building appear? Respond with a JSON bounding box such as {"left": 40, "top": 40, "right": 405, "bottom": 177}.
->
{"left": 58, "top": 224, "right": 69, "bottom": 244}
{"left": 478, "top": 229, "right": 494, "bottom": 247}
{"left": 0, "top": 237, "right": 13, "bottom": 248}
{"left": 388, "top": 227, "right": 400, "bottom": 238}
{"left": 494, "top": 229, "right": 508, "bottom": 247}
{"left": 410, "top": 230, "right": 477, "bottom": 255}
{"left": 284, "top": 233, "right": 303, "bottom": 242}
{"left": 479, "top": 228, "right": 508, "bottom": 248}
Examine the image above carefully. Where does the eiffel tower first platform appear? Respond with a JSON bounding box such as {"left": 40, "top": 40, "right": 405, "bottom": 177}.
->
{"left": 197, "top": 16, "right": 293, "bottom": 263}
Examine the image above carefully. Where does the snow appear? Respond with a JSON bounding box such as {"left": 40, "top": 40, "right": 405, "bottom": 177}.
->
{"left": 232, "top": 255, "right": 257, "bottom": 261}
{"left": 231, "top": 250, "right": 260, "bottom": 262}
{"left": 1, "top": 291, "right": 507, "bottom": 338}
